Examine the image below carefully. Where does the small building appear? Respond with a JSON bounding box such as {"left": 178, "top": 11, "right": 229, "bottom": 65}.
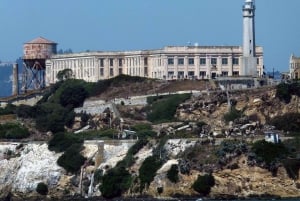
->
{"left": 289, "top": 54, "right": 300, "bottom": 80}
{"left": 264, "top": 131, "right": 280, "bottom": 143}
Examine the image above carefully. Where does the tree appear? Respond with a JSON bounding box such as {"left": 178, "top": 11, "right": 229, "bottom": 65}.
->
{"left": 36, "top": 182, "right": 48, "bottom": 195}
{"left": 167, "top": 164, "right": 179, "bottom": 183}
{"left": 192, "top": 174, "right": 215, "bottom": 196}
{"left": 59, "top": 85, "right": 88, "bottom": 108}
{"left": 56, "top": 69, "right": 73, "bottom": 81}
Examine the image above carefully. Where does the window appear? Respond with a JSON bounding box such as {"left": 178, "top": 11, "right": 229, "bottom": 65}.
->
{"left": 110, "top": 58, "right": 114, "bottom": 67}
{"left": 188, "top": 58, "right": 194, "bottom": 65}
{"left": 119, "top": 58, "right": 122, "bottom": 67}
{"left": 211, "top": 58, "right": 217, "bottom": 65}
{"left": 178, "top": 58, "right": 184, "bottom": 65}
{"left": 178, "top": 71, "right": 184, "bottom": 78}
{"left": 168, "top": 71, "right": 174, "bottom": 77}
{"left": 168, "top": 58, "right": 174, "bottom": 65}
{"left": 199, "top": 71, "right": 206, "bottom": 78}
{"left": 110, "top": 68, "right": 114, "bottom": 76}
{"left": 221, "top": 71, "right": 228, "bottom": 77}
{"left": 233, "top": 71, "right": 239, "bottom": 76}
{"left": 144, "top": 57, "right": 148, "bottom": 65}
{"left": 119, "top": 68, "right": 122, "bottom": 75}
{"left": 100, "top": 68, "right": 104, "bottom": 76}
{"left": 144, "top": 67, "right": 148, "bottom": 75}
{"left": 188, "top": 71, "right": 194, "bottom": 76}
{"left": 233, "top": 58, "right": 239, "bottom": 65}
{"left": 257, "top": 58, "right": 259, "bottom": 65}
{"left": 222, "top": 58, "right": 228, "bottom": 65}
{"left": 99, "top": 58, "right": 104, "bottom": 67}
{"left": 200, "top": 58, "right": 206, "bottom": 65}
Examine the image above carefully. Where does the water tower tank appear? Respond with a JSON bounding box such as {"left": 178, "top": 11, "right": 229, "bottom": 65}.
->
{"left": 23, "top": 37, "right": 57, "bottom": 62}
{"left": 22, "top": 37, "right": 57, "bottom": 91}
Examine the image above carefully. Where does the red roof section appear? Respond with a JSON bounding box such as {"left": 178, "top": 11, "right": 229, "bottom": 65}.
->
{"left": 25, "top": 37, "right": 57, "bottom": 44}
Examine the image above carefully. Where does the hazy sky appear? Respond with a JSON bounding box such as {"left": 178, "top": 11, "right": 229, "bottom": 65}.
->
{"left": 0, "top": 0, "right": 299, "bottom": 72}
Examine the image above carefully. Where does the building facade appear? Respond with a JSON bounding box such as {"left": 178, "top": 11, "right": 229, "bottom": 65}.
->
{"left": 44, "top": 0, "right": 263, "bottom": 85}
{"left": 289, "top": 54, "right": 300, "bottom": 79}
{"left": 45, "top": 46, "right": 264, "bottom": 85}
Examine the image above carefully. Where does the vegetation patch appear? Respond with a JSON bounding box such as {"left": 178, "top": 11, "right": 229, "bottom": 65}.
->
{"left": 146, "top": 93, "right": 191, "bottom": 123}
{"left": 192, "top": 174, "right": 215, "bottom": 196}
{"left": 48, "top": 132, "right": 83, "bottom": 153}
{"left": 269, "top": 113, "right": 300, "bottom": 132}
{"left": 276, "top": 81, "right": 300, "bottom": 103}
{"left": 99, "top": 166, "right": 132, "bottom": 199}
{"left": 167, "top": 164, "right": 179, "bottom": 183}
{"left": 0, "top": 122, "right": 30, "bottom": 139}
{"left": 36, "top": 182, "right": 48, "bottom": 195}
{"left": 57, "top": 143, "right": 86, "bottom": 173}
{"left": 223, "top": 107, "right": 244, "bottom": 123}
{"left": 250, "top": 140, "right": 289, "bottom": 166}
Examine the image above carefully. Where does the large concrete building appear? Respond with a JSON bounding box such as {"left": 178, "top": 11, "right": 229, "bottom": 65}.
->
{"left": 45, "top": 0, "right": 263, "bottom": 85}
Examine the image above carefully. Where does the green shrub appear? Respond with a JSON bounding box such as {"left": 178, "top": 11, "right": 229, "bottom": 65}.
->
{"left": 276, "top": 83, "right": 291, "bottom": 103}
{"left": 35, "top": 103, "right": 70, "bottom": 133}
{"left": 59, "top": 85, "right": 88, "bottom": 108}
{"left": 0, "top": 104, "right": 16, "bottom": 115}
{"left": 16, "top": 104, "right": 36, "bottom": 118}
{"left": 167, "top": 164, "right": 179, "bottom": 183}
{"left": 0, "top": 123, "right": 30, "bottom": 139}
{"left": 48, "top": 132, "right": 83, "bottom": 153}
{"left": 57, "top": 143, "right": 86, "bottom": 173}
{"left": 99, "top": 166, "right": 132, "bottom": 199}
{"left": 251, "top": 140, "right": 289, "bottom": 166}
{"left": 283, "top": 159, "right": 300, "bottom": 180}
{"left": 223, "top": 107, "right": 243, "bottom": 123}
{"left": 269, "top": 113, "right": 300, "bottom": 132}
{"left": 139, "top": 156, "right": 163, "bottom": 189}
{"left": 36, "top": 182, "right": 48, "bottom": 195}
{"left": 117, "top": 139, "right": 148, "bottom": 168}
{"left": 147, "top": 93, "right": 191, "bottom": 123}
{"left": 192, "top": 174, "right": 215, "bottom": 196}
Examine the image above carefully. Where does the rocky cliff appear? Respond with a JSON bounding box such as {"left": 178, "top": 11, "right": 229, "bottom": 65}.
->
{"left": 0, "top": 138, "right": 299, "bottom": 200}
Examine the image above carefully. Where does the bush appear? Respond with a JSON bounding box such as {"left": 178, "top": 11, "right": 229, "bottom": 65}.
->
{"left": 35, "top": 103, "right": 70, "bottom": 133}
{"left": 60, "top": 85, "right": 88, "bottom": 108}
{"left": 0, "top": 104, "right": 16, "bottom": 115}
{"left": 139, "top": 156, "right": 163, "bottom": 189}
{"left": 36, "top": 182, "right": 48, "bottom": 195}
{"left": 167, "top": 164, "right": 179, "bottom": 183}
{"left": 269, "top": 113, "right": 300, "bottom": 132}
{"left": 223, "top": 107, "right": 243, "bottom": 123}
{"left": 251, "top": 140, "right": 289, "bottom": 166}
{"left": 276, "top": 83, "right": 291, "bottom": 103}
{"left": 192, "top": 174, "right": 215, "bottom": 196}
{"left": 16, "top": 104, "right": 37, "bottom": 118}
{"left": 99, "top": 166, "right": 132, "bottom": 198}
{"left": 48, "top": 132, "right": 83, "bottom": 153}
{"left": 0, "top": 123, "right": 30, "bottom": 139}
{"left": 147, "top": 93, "right": 191, "bottom": 123}
{"left": 117, "top": 139, "right": 148, "bottom": 168}
{"left": 57, "top": 143, "right": 86, "bottom": 173}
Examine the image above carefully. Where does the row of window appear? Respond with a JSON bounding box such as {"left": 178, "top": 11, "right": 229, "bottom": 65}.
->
{"left": 99, "top": 58, "right": 148, "bottom": 68}
{"left": 99, "top": 67, "right": 149, "bottom": 77}
{"left": 165, "top": 71, "right": 240, "bottom": 79}
{"left": 168, "top": 57, "right": 240, "bottom": 66}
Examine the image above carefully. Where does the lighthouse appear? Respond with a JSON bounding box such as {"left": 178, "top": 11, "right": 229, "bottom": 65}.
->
{"left": 242, "top": 0, "right": 257, "bottom": 77}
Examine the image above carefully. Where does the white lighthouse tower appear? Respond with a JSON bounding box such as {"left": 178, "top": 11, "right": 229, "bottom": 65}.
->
{"left": 242, "top": 0, "right": 257, "bottom": 77}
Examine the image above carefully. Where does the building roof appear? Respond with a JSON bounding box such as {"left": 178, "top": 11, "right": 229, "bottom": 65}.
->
{"left": 25, "top": 37, "right": 57, "bottom": 44}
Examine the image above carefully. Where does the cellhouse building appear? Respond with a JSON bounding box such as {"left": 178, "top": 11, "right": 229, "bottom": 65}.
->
{"left": 43, "top": 0, "right": 263, "bottom": 86}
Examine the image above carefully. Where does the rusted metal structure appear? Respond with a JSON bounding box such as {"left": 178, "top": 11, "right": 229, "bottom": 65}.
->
{"left": 22, "top": 37, "right": 57, "bottom": 92}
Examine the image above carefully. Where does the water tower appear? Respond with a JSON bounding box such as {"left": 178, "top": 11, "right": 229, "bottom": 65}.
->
{"left": 22, "top": 37, "right": 57, "bottom": 92}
